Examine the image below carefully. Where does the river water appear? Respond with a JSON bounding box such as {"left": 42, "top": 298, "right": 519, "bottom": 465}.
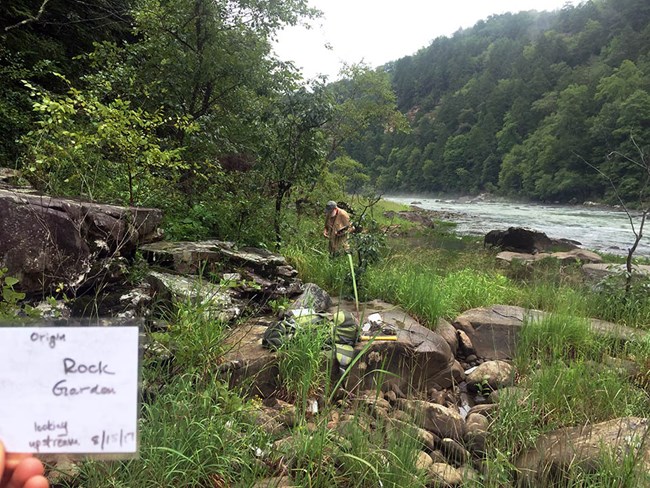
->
{"left": 385, "top": 195, "right": 650, "bottom": 257}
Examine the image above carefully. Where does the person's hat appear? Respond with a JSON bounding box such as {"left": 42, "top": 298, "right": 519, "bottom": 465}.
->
{"left": 325, "top": 201, "right": 337, "bottom": 213}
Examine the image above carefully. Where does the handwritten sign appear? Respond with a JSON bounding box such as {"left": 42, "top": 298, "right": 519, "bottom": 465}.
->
{"left": 0, "top": 326, "right": 139, "bottom": 456}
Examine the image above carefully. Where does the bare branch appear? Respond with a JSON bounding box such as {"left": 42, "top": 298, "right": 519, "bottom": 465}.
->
{"left": 4, "top": 0, "right": 51, "bottom": 32}
{"left": 607, "top": 150, "right": 647, "bottom": 170}
{"left": 573, "top": 151, "right": 638, "bottom": 237}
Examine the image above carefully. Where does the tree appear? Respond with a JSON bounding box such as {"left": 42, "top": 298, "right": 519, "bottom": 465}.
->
{"left": 580, "top": 141, "right": 649, "bottom": 295}
{"left": 22, "top": 76, "right": 192, "bottom": 205}
{"left": 259, "top": 85, "right": 331, "bottom": 249}
{"left": 326, "top": 64, "right": 407, "bottom": 162}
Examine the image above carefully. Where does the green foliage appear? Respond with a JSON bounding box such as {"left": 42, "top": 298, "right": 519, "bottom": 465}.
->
{"left": 590, "top": 273, "right": 650, "bottom": 327}
{"left": 276, "top": 321, "right": 330, "bottom": 410}
{"left": 527, "top": 362, "right": 649, "bottom": 429}
{"left": 153, "top": 290, "right": 230, "bottom": 384}
{"left": 22, "top": 76, "right": 193, "bottom": 205}
{"left": 516, "top": 313, "right": 597, "bottom": 373}
{"left": 0, "top": 269, "right": 26, "bottom": 317}
{"left": 363, "top": 260, "right": 512, "bottom": 325}
{"left": 71, "top": 375, "right": 269, "bottom": 487}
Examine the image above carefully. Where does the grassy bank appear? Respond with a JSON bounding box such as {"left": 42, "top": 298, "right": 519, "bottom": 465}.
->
{"left": 56, "top": 199, "right": 649, "bottom": 487}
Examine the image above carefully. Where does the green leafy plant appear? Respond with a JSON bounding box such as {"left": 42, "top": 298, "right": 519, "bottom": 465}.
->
{"left": 0, "top": 268, "right": 26, "bottom": 317}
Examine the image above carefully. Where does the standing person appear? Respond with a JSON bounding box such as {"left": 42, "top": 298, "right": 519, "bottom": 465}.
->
{"left": 323, "top": 201, "right": 353, "bottom": 256}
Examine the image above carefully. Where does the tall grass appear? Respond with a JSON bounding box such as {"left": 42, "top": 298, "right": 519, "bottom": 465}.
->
{"left": 363, "top": 261, "right": 513, "bottom": 326}
{"left": 276, "top": 322, "right": 331, "bottom": 412}
{"left": 515, "top": 313, "right": 598, "bottom": 372}
{"left": 69, "top": 376, "right": 270, "bottom": 487}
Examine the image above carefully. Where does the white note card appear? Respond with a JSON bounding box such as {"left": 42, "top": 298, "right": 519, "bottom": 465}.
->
{"left": 0, "top": 326, "right": 139, "bottom": 455}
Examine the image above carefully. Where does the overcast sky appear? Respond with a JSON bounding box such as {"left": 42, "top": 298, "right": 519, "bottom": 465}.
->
{"left": 274, "top": 0, "right": 580, "bottom": 80}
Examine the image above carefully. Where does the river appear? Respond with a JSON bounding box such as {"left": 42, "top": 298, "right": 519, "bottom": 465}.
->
{"left": 385, "top": 195, "right": 650, "bottom": 258}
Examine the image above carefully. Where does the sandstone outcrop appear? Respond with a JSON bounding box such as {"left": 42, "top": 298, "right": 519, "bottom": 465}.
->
{"left": 0, "top": 188, "right": 161, "bottom": 293}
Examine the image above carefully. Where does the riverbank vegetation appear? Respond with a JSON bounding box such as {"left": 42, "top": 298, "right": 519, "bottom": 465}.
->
{"left": 47, "top": 202, "right": 649, "bottom": 487}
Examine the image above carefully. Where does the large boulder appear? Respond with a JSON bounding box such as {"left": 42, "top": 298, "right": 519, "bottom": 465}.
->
{"left": 515, "top": 417, "right": 650, "bottom": 486}
{"left": 484, "top": 227, "right": 580, "bottom": 253}
{"left": 454, "top": 305, "right": 647, "bottom": 360}
{"left": 0, "top": 188, "right": 161, "bottom": 294}
{"left": 341, "top": 300, "right": 465, "bottom": 392}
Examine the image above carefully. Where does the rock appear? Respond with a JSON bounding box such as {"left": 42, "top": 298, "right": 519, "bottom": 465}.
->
{"left": 496, "top": 249, "right": 602, "bottom": 265}
{"left": 34, "top": 299, "right": 71, "bottom": 319}
{"left": 290, "top": 283, "right": 331, "bottom": 312}
{"left": 396, "top": 399, "right": 465, "bottom": 440}
{"left": 602, "top": 355, "right": 640, "bottom": 379}
{"left": 453, "top": 317, "right": 475, "bottom": 335}
{"left": 436, "top": 318, "right": 459, "bottom": 355}
{"left": 416, "top": 450, "right": 434, "bottom": 470}
{"left": 551, "top": 249, "right": 602, "bottom": 264}
{"left": 342, "top": 302, "right": 464, "bottom": 396}
{"left": 515, "top": 417, "right": 650, "bottom": 485}
{"left": 439, "top": 437, "right": 471, "bottom": 466}
{"left": 496, "top": 251, "right": 536, "bottom": 264}
{"left": 141, "top": 240, "right": 301, "bottom": 300}
{"left": 454, "top": 305, "right": 648, "bottom": 360}
{"left": 388, "top": 418, "right": 440, "bottom": 451}
{"left": 71, "top": 282, "right": 153, "bottom": 318}
{"left": 147, "top": 271, "right": 241, "bottom": 322}
{"left": 484, "top": 227, "right": 580, "bottom": 253}
{"left": 466, "top": 360, "right": 514, "bottom": 392}
{"left": 384, "top": 390, "right": 397, "bottom": 404}
{"left": 466, "top": 413, "right": 489, "bottom": 432}
{"left": 427, "top": 462, "right": 464, "bottom": 486}
{"left": 429, "top": 450, "right": 447, "bottom": 464}
{"left": 457, "top": 330, "right": 475, "bottom": 356}
{"left": 467, "top": 403, "right": 498, "bottom": 418}
{"left": 341, "top": 301, "right": 465, "bottom": 393}
{"left": 465, "top": 413, "right": 489, "bottom": 453}
{"left": 218, "top": 318, "right": 279, "bottom": 398}
{"left": 582, "top": 263, "right": 650, "bottom": 282}
{"left": 355, "top": 391, "right": 392, "bottom": 414}
{"left": 0, "top": 188, "right": 161, "bottom": 294}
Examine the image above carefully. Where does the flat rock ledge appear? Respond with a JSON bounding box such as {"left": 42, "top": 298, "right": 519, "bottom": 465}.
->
{"left": 582, "top": 262, "right": 650, "bottom": 281}
{"left": 496, "top": 249, "right": 603, "bottom": 265}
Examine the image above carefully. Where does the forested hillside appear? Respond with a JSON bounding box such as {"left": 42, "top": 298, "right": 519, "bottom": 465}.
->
{"left": 346, "top": 0, "right": 650, "bottom": 204}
